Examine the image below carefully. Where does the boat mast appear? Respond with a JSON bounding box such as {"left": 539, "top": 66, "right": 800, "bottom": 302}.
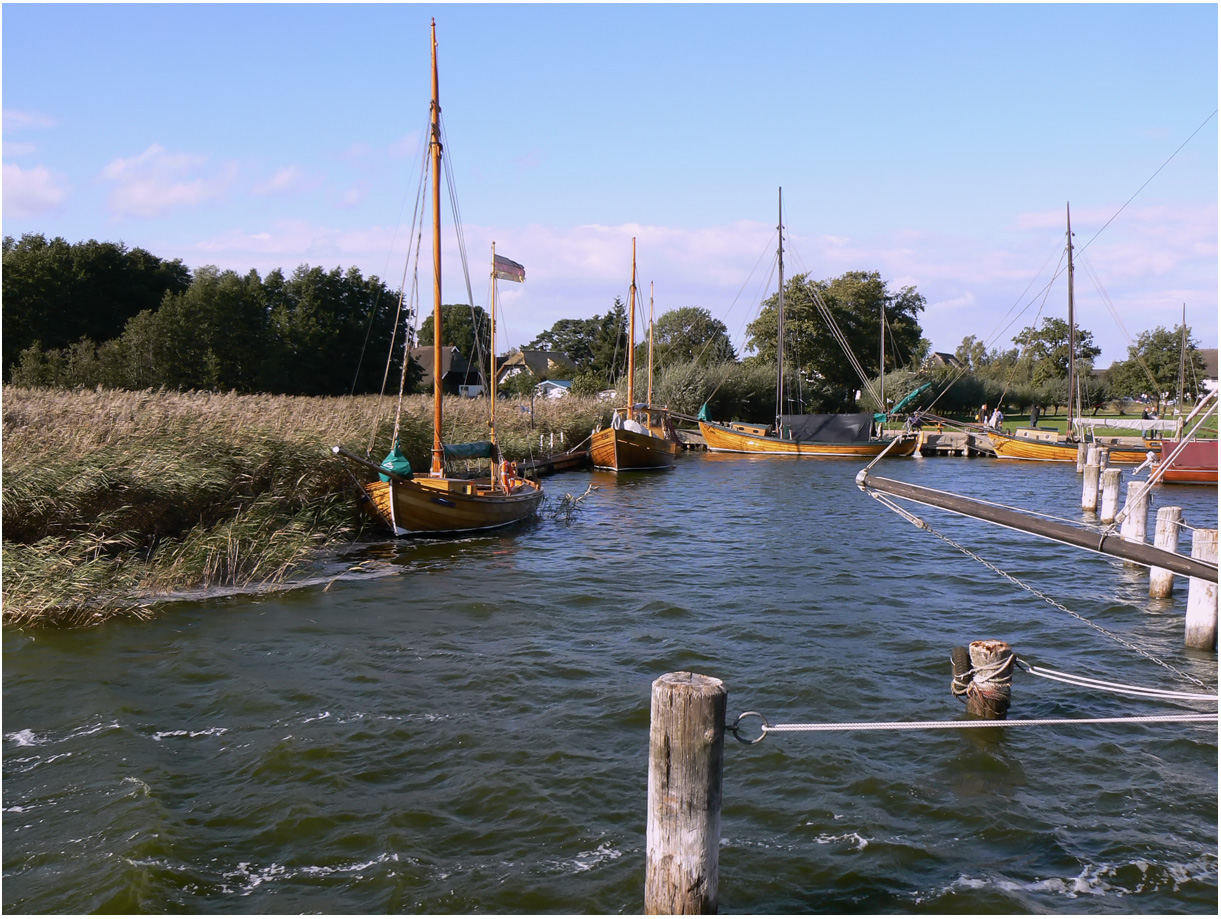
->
{"left": 1177, "top": 303, "right": 1187, "bottom": 408}
{"left": 647, "top": 281, "right": 655, "bottom": 407}
{"left": 627, "top": 237, "right": 637, "bottom": 411}
{"left": 775, "top": 187, "right": 785, "bottom": 431}
{"left": 879, "top": 298, "right": 885, "bottom": 416}
{"left": 429, "top": 19, "right": 445, "bottom": 476}
{"left": 490, "top": 242, "right": 499, "bottom": 470}
{"left": 1065, "top": 202, "right": 1076, "bottom": 438}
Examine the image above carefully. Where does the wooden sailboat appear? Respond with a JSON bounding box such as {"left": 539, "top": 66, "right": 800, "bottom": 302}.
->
{"left": 990, "top": 204, "right": 1158, "bottom": 464}
{"left": 698, "top": 189, "right": 916, "bottom": 458}
{"left": 336, "top": 20, "right": 543, "bottom": 536}
{"left": 589, "top": 239, "right": 682, "bottom": 471}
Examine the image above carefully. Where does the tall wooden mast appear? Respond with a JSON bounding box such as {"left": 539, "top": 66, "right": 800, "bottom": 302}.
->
{"left": 647, "top": 281, "right": 655, "bottom": 407}
{"left": 1066, "top": 202, "right": 1076, "bottom": 437}
{"left": 429, "top": 19, "right": 445, "bottom": 476}
{"left": 490, "top": 242, "right": 499, "bottom": 468}
{"left": 627, "top": 237, "right": 637, "bottom": 410}
{"left": 775, "top": 187, "right": 785, "bottom": 431}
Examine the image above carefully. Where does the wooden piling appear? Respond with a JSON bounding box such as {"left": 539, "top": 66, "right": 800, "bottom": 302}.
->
{"left": 964, "top": 640, "right": 1014, "bottom": 719}
{"left": 1076, "top": 441, "right": 1088, "bottom": 473}
{"left": 1081, "top": 462, "right": 1100, "bottom": 513}
{"left": 1085, "top": 444, "right": 1100, "bottom": 469}
{"left": 1099, "top": 468, "right": 1123, "bottom": 523}
{"left": 1098, "top": 447, "right": 1110, "bottom": 471}
{"left": 646, "top": 672, "right": 726, "bottom": 915}
{"left": 1119, "top": 480, "right": 1150, "bottom": 547}
{"left": 1185, "top": 529, "right": 1218, "bottom": 651}
{"left": 1149, "top": 506, "right": 1183, "bottom": 598}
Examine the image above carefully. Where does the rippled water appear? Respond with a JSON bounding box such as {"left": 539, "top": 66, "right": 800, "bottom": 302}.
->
{"left": 4, "top": 455, "right": 1217, "bottom": 913}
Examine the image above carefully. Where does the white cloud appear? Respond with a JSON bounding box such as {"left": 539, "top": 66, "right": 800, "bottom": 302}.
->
{"left": 100, "top": 144, "right": 235, "bottom": 218}
{"left": 3, "top": 109, "right": 56, "bottom": 133}
{"left": 3, "top": 162, "right": 70, "bottom": 217}
{"left": 252, "top": 165, "right": 316, "bottom": 197}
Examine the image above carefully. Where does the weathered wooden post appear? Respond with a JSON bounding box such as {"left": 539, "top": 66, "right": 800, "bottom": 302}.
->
{"left": 1076, "top": 441, "right": 1088, "bottom": 473}
{"left": 1085, "top": 444, "right": 1100, "bottom": 469}
{"left": 1099, "top": 468, "right": 1123, "bottom": 523}
{"left": 1081, "top": 462, "right": 1100, "bottom": 513}
{"left": 1118, "top": 480, "right": 1150, "bottom": 547}
{"left": 952, "top": 640, "right": 1014, "bottom": 719}
{"left": 1185, "top": 529, "right": 1218, "bottom": 651}
{"left": 1149, "top": 506, "right": 1183, "bottom": 598}
{"left": 646, "top": 672, "right": 726, "bottom": 915}
{"left": 1098, "top": 447, "right": 1110, "bottom": 471}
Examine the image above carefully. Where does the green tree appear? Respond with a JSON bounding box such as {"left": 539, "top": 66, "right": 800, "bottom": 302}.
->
{"left": 1106, "top": 324, "right": 1207, "bottom": 402}
{"left": 1, "top": 233, "right": 190, "bottom": 378}
{"left": 745, "top": 270, "right": 925, "bottom": 408}
{"left": 644, "top": 306, "right": 736, "bottom": 368}
{"left": 267, "top": 265, "right": 403, "bottom": 395}
{"left": 417, "top": 303, "right": 492, "bottom": 363}
{"left": 1012, "top": 317, "right": 1100, "bottom": 385}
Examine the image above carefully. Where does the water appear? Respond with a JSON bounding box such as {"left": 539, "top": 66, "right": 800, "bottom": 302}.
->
{"left": 4, "top": 455, "right": 1217, "bottom": 913}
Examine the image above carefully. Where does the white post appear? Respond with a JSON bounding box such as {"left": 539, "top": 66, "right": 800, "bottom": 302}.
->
{"left": 1098, "top": 447, "right": 1110, "bottom": 471}
{"left": 1185, "top": 528, "right": 1218, "bottom": 650}
{"left": 1119, "top": 481, "right": 1150, "bottom": 546}
{"left": 1085, "top": 444, "right": 1100, "bottom": 469}
{"left": 1149, "top": 506, "right": 1183, "bottom": 599}
{"left": 1099, "top": 468, "right": 1123, "bottom": 523}
{"left": 1081, "top": 462, "right": 1100, "bottom": 513}
{"left": 1076, "top": 441, "right": 1088, "bottom": 473}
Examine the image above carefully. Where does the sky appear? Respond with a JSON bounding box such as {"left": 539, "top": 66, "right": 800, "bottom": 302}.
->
{"left": 3, "top": 2, "right": 1217, "bottom": 369}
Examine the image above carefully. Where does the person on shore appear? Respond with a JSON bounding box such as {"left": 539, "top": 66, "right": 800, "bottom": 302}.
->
{"left": 988, "top": 407, "right": 1004, "bottom": 430}
{"left": 1029, "top": 405, "right": 1040, "bottom": 427}
{"left": 976, "top": 404, "right": 988, "bottom": 426}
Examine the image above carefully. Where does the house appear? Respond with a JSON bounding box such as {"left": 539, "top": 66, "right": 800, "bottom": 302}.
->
{"left": 496, "top": 350, "right": 578, "bottom": 387}
{"left": 536, "top": 380, "right": 573, "bottom": 399}
{"left": 1201, "top": 347, "right": 1218, "bottom": 394}
{"left": 410, "top": 346, "right": 484, "bottom": 396}
{"left": 924, "top": 351, "right": 963, "bottom": 370}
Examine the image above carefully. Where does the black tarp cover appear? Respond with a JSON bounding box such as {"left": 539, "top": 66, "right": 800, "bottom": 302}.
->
{"left": 778, "top": 413, "right": 873, "bottom": 443}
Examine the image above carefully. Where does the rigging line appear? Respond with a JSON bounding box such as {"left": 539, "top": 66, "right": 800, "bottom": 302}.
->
{"left": 862, "top": 488, "right": 1208, "bottom": 688}
{"left": 1078, "top": 252, "right": 1162, "bottom": 395}
{"left": 702, "top": 244, "right": 780, "bottom": 409}
{"left": 1015, "top": 660, "right": 1216, "bottom": 702}
{"left": 749, "top": 713, "right": 1216, "bottom": 736}
{"left": 1077, "top": 108, "right": 1218, "bottom": 257}
{"left": 373, "top": 142, "right": 432, "bottom": 457}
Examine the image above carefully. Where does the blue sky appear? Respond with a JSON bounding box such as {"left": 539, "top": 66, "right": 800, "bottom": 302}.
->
{"left": 3, "top": 2, "right": 1217, "bottom": 369}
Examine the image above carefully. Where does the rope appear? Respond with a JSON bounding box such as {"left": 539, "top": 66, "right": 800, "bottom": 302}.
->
{"left": 730, "top": 712, "right": 1216, "bottom": 743}
{"left": 1016, "top": 659, "right": 1217, "bottom": 702}
{"left": 861, "top": 489, "right": 1209, "bottom": 688}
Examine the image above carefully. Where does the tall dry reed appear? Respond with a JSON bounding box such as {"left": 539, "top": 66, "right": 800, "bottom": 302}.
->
{"left": 2, "top": 386, "right": 615, "bottom": 627}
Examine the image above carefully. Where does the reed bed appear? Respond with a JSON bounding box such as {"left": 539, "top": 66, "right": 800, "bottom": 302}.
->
{"left": 2, "top": 386, "right": 614, "bottom": 627}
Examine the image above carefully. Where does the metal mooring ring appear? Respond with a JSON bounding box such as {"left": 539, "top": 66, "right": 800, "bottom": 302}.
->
{"left": 730, "top": 711, "right": 769, "bottom": 745}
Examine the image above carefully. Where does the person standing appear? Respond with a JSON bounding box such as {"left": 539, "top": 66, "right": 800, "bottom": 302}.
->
{"left": 1029, "top": 404, "right": 1040, "bottom": 427}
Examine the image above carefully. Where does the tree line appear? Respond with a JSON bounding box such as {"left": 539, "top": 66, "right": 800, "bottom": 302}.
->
{"left": 4, "top": 233, "right": 1207, "bottom": 420}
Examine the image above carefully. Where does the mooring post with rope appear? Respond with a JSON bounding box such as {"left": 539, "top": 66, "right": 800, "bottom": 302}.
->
{"left": 1185, "top": 529, "right": 1218, "bottom": 651}
{"left": 1081, "top": 461, "right": 1101, "bottom": 513}
{"left": 645, "top": 672, "right": 726, "bottom": 915}
{"left": 1149, "top": 506, "right": 1183, "bottom": 599}
{"left": 1099, "top": 468, "right": 1123, "bottom": 524}
{"left": 951, "top": 640, "right": 1015, "bottom": 718}
{"left": 1118, "top": 480, "right": 1150, "bottom": 552}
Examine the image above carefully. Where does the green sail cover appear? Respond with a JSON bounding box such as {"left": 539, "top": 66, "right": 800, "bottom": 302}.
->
{"left": 379, "top": 443, "right": 413, "bottom": 482}
{"left": 443, "top": 441, "right": 494, "bottom": 460}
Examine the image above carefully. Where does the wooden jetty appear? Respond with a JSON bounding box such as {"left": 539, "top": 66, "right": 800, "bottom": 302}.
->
{"left": 518, "top": 448, "right": 592, "bottom": 477}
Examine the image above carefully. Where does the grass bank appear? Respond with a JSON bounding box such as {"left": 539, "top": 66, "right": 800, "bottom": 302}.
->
{"left": 2, "top": 386, "right": 612, "bottom": 628}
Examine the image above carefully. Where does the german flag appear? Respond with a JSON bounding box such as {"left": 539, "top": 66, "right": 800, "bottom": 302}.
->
{"left": 493, "top": 254, "right": 525, "bottom": 283}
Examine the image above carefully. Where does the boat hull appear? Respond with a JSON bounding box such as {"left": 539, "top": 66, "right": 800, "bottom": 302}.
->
{"left": 1154, "top": 440, "right": 1218, "bottom": 485}
{"left": 698, "top": 420, "right": 916, "bottom": 457}
{"left": 988, "top": 431, "right": 1155, "bottom": 464}
{"left": 590, "top": 426, "right": 680, "bottom": 470}
{"left": 363, "top": 476, "right": 543, "bottom": 536}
